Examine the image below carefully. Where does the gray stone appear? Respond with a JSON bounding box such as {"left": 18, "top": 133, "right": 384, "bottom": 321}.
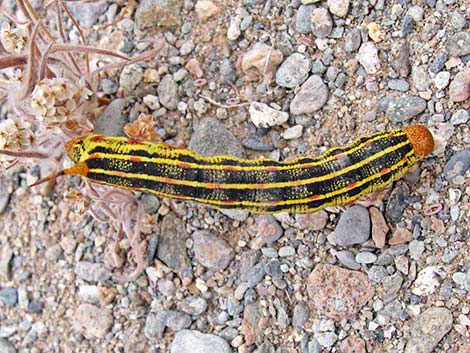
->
{"left": 93, "top": 99, "right": 127, "bottom": 136}
{"left": 311, "top": 7, "right": 333, "bottom": 38}
{"left": 316, "top": 332, "right": 337, "bottom": 348}
{"left": 368, "top": 265, "right": 387, "bottom": 283}
{"left": 327, "top": 0, "right": 350, "bottom": 17}
{"left": 156, "top": 310, "right": 192, "bottom": 331}
{"left": 220, "top": 59, "right": 236, "bottom": 84}
{"left": 171, "top": 330, "right": 231, "bottom": 353}
{"left": 447, "top": 31, "right": 470, "bottom": 57}
{"left": 0, "top": 338, "right": 16, "bottom": 353}
{"left": 333, "top": 205, "right": 370, "bottom": 246}
{"left": 388, "top": 79, "right": 410, "bottom": 92}
{"left": 443, "top": 150, "right": 470, "bottom": 182}
{"left": 428, "top": 53, "right": 448, "bottom": 74}
{"left": 180, "top": 296, "right": 208, "bottom": 316}
{"left": 188, "top": 117, "right": 245, "bottom": 159}
{"left": 377, "top": 96, "right": 427, "bottom": 123}
{"left": 265, "top": 259, "right": 282, "bottom": 279}
{"left": 0, "top": 243, "right": 13, "bottom": 280}
{"left": 158, "top": 74, "right": 179, "bottom": 110}
{"left": 344, "top": 28, "right": 361, "bottom": 52}
{"left": 276, "top": 53, "right": 311, "bottom": 88}
{"left": 290, "top": 75, "right": 329, "bottom": 115}
{"left": 450, "top": 109, "right": 469, "bottom": 125}
{"left": 392, "top": 42, "right": 410, "bottom": 78}
{"left": 119, "top": 64, "right": 144, "bottom": 95}
{"left": 66, "top": 1, "right": 108, "bottom": 28}
{"left": 409, "top": 240, "right": 425, "bottom": 260}
{"left": 0, "top": 287, "right": 17, "bottom": 306}
{"left": 144, "top": 313, "right": 165, "bottom": 340}
{"left": 358, "top": 42, "right": 380, "bottom": 74}
{"left": 405, "top": 307, "right": 453, "bottom": 353}
{"left": 192, "top": 231, "right": 234, "bottom": 271}
{"left": 292, "top": 301, "right": 310, "bottom": 329}
{"left": 296, "top": 5, "right": 315, "bottom": 34}
{"left": 0, "top": 186, "right": 10, "bottom": 215}
{"left": 336, "top": 250, "right": 360, "bottom": 270}
{"left": 355, "top": 252, "right": 377, "bottom": 264}
{"left": 74, "top": 262, "right": 111, "bottom": 282}
{"left": 412, "top": 65, "right": 431, "bottom": 91}
{"left": 247, "top": 262, "right": 266, "bottom": 287}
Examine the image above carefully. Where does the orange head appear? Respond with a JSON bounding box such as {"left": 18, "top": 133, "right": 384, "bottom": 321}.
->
{"left": 403, "top": 125, "right": 434, "bottom": 159}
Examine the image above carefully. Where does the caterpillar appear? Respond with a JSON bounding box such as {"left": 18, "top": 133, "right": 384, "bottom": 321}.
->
{"left": 32, "top": 125, "right": 434, "bottom": 214}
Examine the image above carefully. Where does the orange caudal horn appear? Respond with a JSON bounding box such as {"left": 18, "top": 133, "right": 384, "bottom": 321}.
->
{"left": 29, "top": 162, "right": 89, "bottom": 187}
{"left": 403, "top": 125, "right": 434, "bottom": 158}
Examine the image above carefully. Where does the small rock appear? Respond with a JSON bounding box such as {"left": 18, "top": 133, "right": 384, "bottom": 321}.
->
{"left": 412, "top": 266, "right": 446, "bottom": 296}
{"left": 144, "top": 313, "right": 165, "bottom": 340}
{"left": 292, "top": 301, "right": 310, "bottom": 329}
{"left": 194, "top": 0, "right": 221, "bottom": 21}
{"left": 367, "top": 22, "right": 385, "bottom": 43}
{"left": 401, "top": 15, "right": 414, "bottom": 37}
{"left": 450, "top": 109, "right": 469, "bottom": 125}
{"left": 73, "top": 304, "right": 113, "bottom": 339}
{"left": 409, "top": 240, "right": 425, "bottom": 260}
{"left": 447, "top": 32, "right": 470, "bottom": 57}
{"left": 307, "top": 264, "right": 375, "bottom": 320}
{"left": 388, "top": 79, "right": 410, "bottom": 92}
{"left": 66, "top": 1, "right": 108, "bottom": 28}
{"left": 249, "top": 102, "right": 289, "bottom": 128}
{"left": 157, "top": 310, "right": 192, "bottom": 331}
{"left": 283, "top": 125, "right": 304, "bottom": 140}
{"left": 0, "top": 338, "right": 16, "bottom": 353}
{"left": 355, "top": 252, "right": 377, "bottom": 264}
{"left": 449, "top": 71, "right": 470, "bottom": 102}
{"left": 120, "top": 64, "right": 144, "bottom": 95}
{"left": 0, "top": 287, "right": 17, "bottom": 306}
{"left": 192, "top": 231, "right": 234, "bottom": 271}
{"left": 382, "top": 273, "right": 403, "bottom": 296}
{"left": 333, "top": 205, "right": 370, "bottom": 246}
{"left": 368, "top": 265, "right": 388, "bottom": 283}
{"left": 392, "top": 42, "right": 410, "bottom": 78}
{"left": 378, "top": 96, "right": 427, "bottom": 123}
{"left": 443, "top": 150, "right": 470, "bottom": 182}
{"left": 344, "top": 28, "right": 361, "bottom": 52}
{"left": 338, "top": 336, "right": 366, "bottom": 353}
{"left": 290, "top": 75, "right": 329, "bottom": 115}
{"left": 247, "top": 263, "right": 266, "bottom": 288}
{"left": 405, "top": 307, "right": 453, "bottom": 353}
{"left": 227, "top": 16, "right": 241, "bottom": 41}
{"left": 370, "top": 207, "right": 388, "bottom": 248}
{"left": 295, "top": 210, "right": 328, "bottom": 231}
{"left": 385, "top": 183, "right": 409, "bottom": 223}
{"left": 336, "top": 250, "right": 360, "bottom": 270}
{"left": 255, "top": 215, "right": 283, "bottom": 244}
{"left": 276, "top": 53, "right": 311, "bottom": 88}
{"left": 310, "top": 7, "right": 333, "bottom": 38}
{"left": 241, "top": 43, "right": 283, "bottom": 83}
{"left": 428, "top": 53, "right": 448, "bottom": 74}
{"left": 389, "top": 228, "right": 413, "bottom": 245}
{"left": 136, "top": 0, "right": 183, "bottom": 29}
{"left": 0, "top": 243, "right": 13, "bottom": 280}
{"left": 316, "top": 332, "right": 337, "bottom": 348}
{"left": 180, "top": 296, "right": 208, "bottom": 316}
{"left": 74, "top": 261, "right": 111, "bottom": 282}
{"left": 158, "top": 74, "right": 179, "bottom": 110}
{"left": 0, "top": 186, "right": 10, "bottom": 215}
{"left": 357, "top": 42, "right": 380, "bottom": 74}
{"left": 170, "top": 330, "right": 231, "bottom": 353}
{"left": 278, "top": 246, "right": 295, "bottom": 257}
{"left": 296, "top": 5, "right": 314, "bottom": 34}
{"left": 327, "top": 0, "right": 350, "bottom": 17}
{"left": 93, "top": 99, "right": 127, "bottom": 136}
{"left": 433, "top": 71, "right": 450, "bottom": 89}
{"left": 412, "top": 65, "right": 431, "bottom": 91}
{"left": 265, "top": 259, "right": 282, "bottom": 279}
{"left": 158, "top": 278, "right": 176, "bottom": 296}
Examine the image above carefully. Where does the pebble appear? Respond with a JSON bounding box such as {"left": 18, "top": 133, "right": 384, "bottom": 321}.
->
{"left": 227, "top": 16, "right": 241, "bottom": 41}
{"left": 144, "top": 313, "right": 165, "bottom": 340}
{"left": 157, "top": 214, "right": 193, "bottom": 279}
{"left": 180, "top": 296, "right": 208, "bottom": 316}
{"left": 0, "top": 243, "right": 13, "bottom": 280}
{"left": 0, "top": 187, "right": 10, "bottom": 215}
{"left": 450, "top": 109, "right": 469, "bottom": 125}
{"left": 389, "top": 228, "right": 413, "bottom": 245}
{"left": 249, "top": 102, "right": 288, "bottom": 129}
{"left": 219, "top": 58, "right": 236, "bottom": 84}
{"left": 192, "top": 230, "right": 234, "bottom": 271}
{"left": 316, "top": 332, "right": 337, "bottom": 348}
{"left": 404, "top": 307, "right": 453, "bottom": 353}
{"left": 74, "top": 261, "right": 111, "bottom": 282}
{"left": 338, "top": 336, "right": 366, "bottom": 353}
{"left": 188, "top": 117, "right": 245, "bottom": 159}
{"left": 449, "top": 71, "right": 470, "bottom": 102}
{"left": 265, "top": 259, "right": 283, "bottom": 279}
{"left": 393, "top": 42, "right": 410, "bottom": 78}
{"left": 292, "top": 301, "right": 310, "bottom": 329}
{"left": 378, "top": 96, "right": 427, "bottom": 124}
{"left": 409, "top": 240, "right": 425, "bottom": 260}
{"left": 412, "top": 266, "right": 445, "bottom": 296}
{"left": 333, "top": 205, "right": 370, "bottom": 246}
{"left": 157, "top": 310, "right": 192, "bottom": 331}
{"left": 401, "top": 15, "right": 414, "bottom": 37}
{"left": 241, "top": 43, "right": 283, "bottom": 83}
{"left": 171, "top": 330, "right": 231, "bottom": 353}
{"left": 387, "top": 79, "right": 410, "bottom": 92}
{"left": 290, "top": 75, "right": 329, "bottom": 115}
{"left": 157, "top": 74, "right": 179, "bottom": 110}
{"left": 433, "top": 71, "right": 450, "bottom": 89}
{"left": 66, "top": 1, "right": 108, "bottom": 28}
{"left": 370, "top": 207, "right": 388, "bottom": 248}
{"left": 344, "top": 28, "right": 361, "bottom": 52}
{"left": 327, "top": 0, "right": 350, "bottom": 17}
{"left": 194, "top": 0, "right": 221, "bottom": 21}
{"left": 283, "top": 125, "right": 304, "bottom": 140}
{"left": 443, "top": 150, "right": 470, "bottom": 182}
{"left": 73, "top": 304, "right": 113, "bottom": 339}
{"left": 310, "top": 7, "right": 333, "bottom": 38}
{"left": 296, "top": 5, "right": 314, "bottom": 33}
{"left": 357, "top": 42, "right": 380, "bottom": 74}
{"left": 0, "top": 287, "right": 17, "bottom": 306}
{"left": 428, "top": 53, "right": 447, "bottom": 74}
{"left": 355, "top": 252, "right": 377, "bottom": 264}
{"left": 446, "top": 31, "right": 470, "bottom": 57}
{"left": 307, "top": 264, "right": 375, "bottom": 320}
{"left": 336, "top": 250, "right": 360, "bottom": 270}
{"left": 0, "top": 338, "right": 16, "bottom": 353}
{"left": 278, "top": 246, "right": 295, "bottom": 257}
{"left": 255, "top": 215, "right": 283, "bottom": 244}
{"left": 412, "top": 65, "right": 431, "bottom": 91}
{"left": 276, "top": 53, "right": 311, "bottom": 88}
{"left": 385, "top": 184, "right": 409, "bottom": 223}
{"left": 136, "top": 0, "right": 182, "bottom": 29}
{"left": 93, "top": 99, "right": 127, "bottom": 136}
{"left": 368, "top": 265, "right": 388, "bottom": 283}
{"left": 247, "top": 262, "right": 266, "bottom": 288}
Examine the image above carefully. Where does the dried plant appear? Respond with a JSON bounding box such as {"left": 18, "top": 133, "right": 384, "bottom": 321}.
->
{"left": 0, "top": 0, "right": 164, "bottom": 281}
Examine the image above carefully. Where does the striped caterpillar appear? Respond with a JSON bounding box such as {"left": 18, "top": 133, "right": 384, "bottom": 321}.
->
{"left": 33, "top": 125, "right": 434, "bottom": 214}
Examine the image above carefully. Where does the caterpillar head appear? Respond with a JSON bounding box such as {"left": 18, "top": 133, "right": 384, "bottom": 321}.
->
{"left": 403, "top": 125, "right": 434, "bottom": 159}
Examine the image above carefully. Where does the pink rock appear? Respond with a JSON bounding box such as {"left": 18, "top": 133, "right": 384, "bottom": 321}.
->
{"left": 73, "top": 304, "right": 113, "bottom": 339}
{"left": 449, "top": 71, "right": 470, "bottom": 102}
{"left": 389, "top": 227, "right": 413, "bottom": 245}
{"left": 307, "top": 264, "right": 375, "bottom": 320}
{"left": 295, "top": 210, "right": 328, "bottom": 231}
{"left": 338, "top": 335, "right": 367, "bottom": 353}
{"left": 370, "top": 207, "right": 388, "bottom": 248}
{"left": 241, "top": 43, "right": 283, "bottom": 82}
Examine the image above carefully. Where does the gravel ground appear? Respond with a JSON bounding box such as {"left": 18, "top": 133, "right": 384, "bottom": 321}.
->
{"left": 0, "top": 0, "right": 469, "bottom": 352}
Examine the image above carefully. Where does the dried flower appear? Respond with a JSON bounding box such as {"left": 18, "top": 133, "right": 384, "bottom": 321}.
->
{"left": 0, "top": 118, "right": 34, "bottom": 150}
{"left": 30, "top": 77, "right": 92, "bottom": 129}
{"left": 124, "top": 113, "right": 161, "bottom": 141}
{"left": 0, "top": 22, "right": 28, "bottom": 54}
{"left": 64, "top": 189, "right": 90, "bottom": 216}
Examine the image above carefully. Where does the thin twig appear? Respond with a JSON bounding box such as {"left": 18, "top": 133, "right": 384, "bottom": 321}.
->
{"left": 199, "top": 94, "right": 250, "bottom": 109}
